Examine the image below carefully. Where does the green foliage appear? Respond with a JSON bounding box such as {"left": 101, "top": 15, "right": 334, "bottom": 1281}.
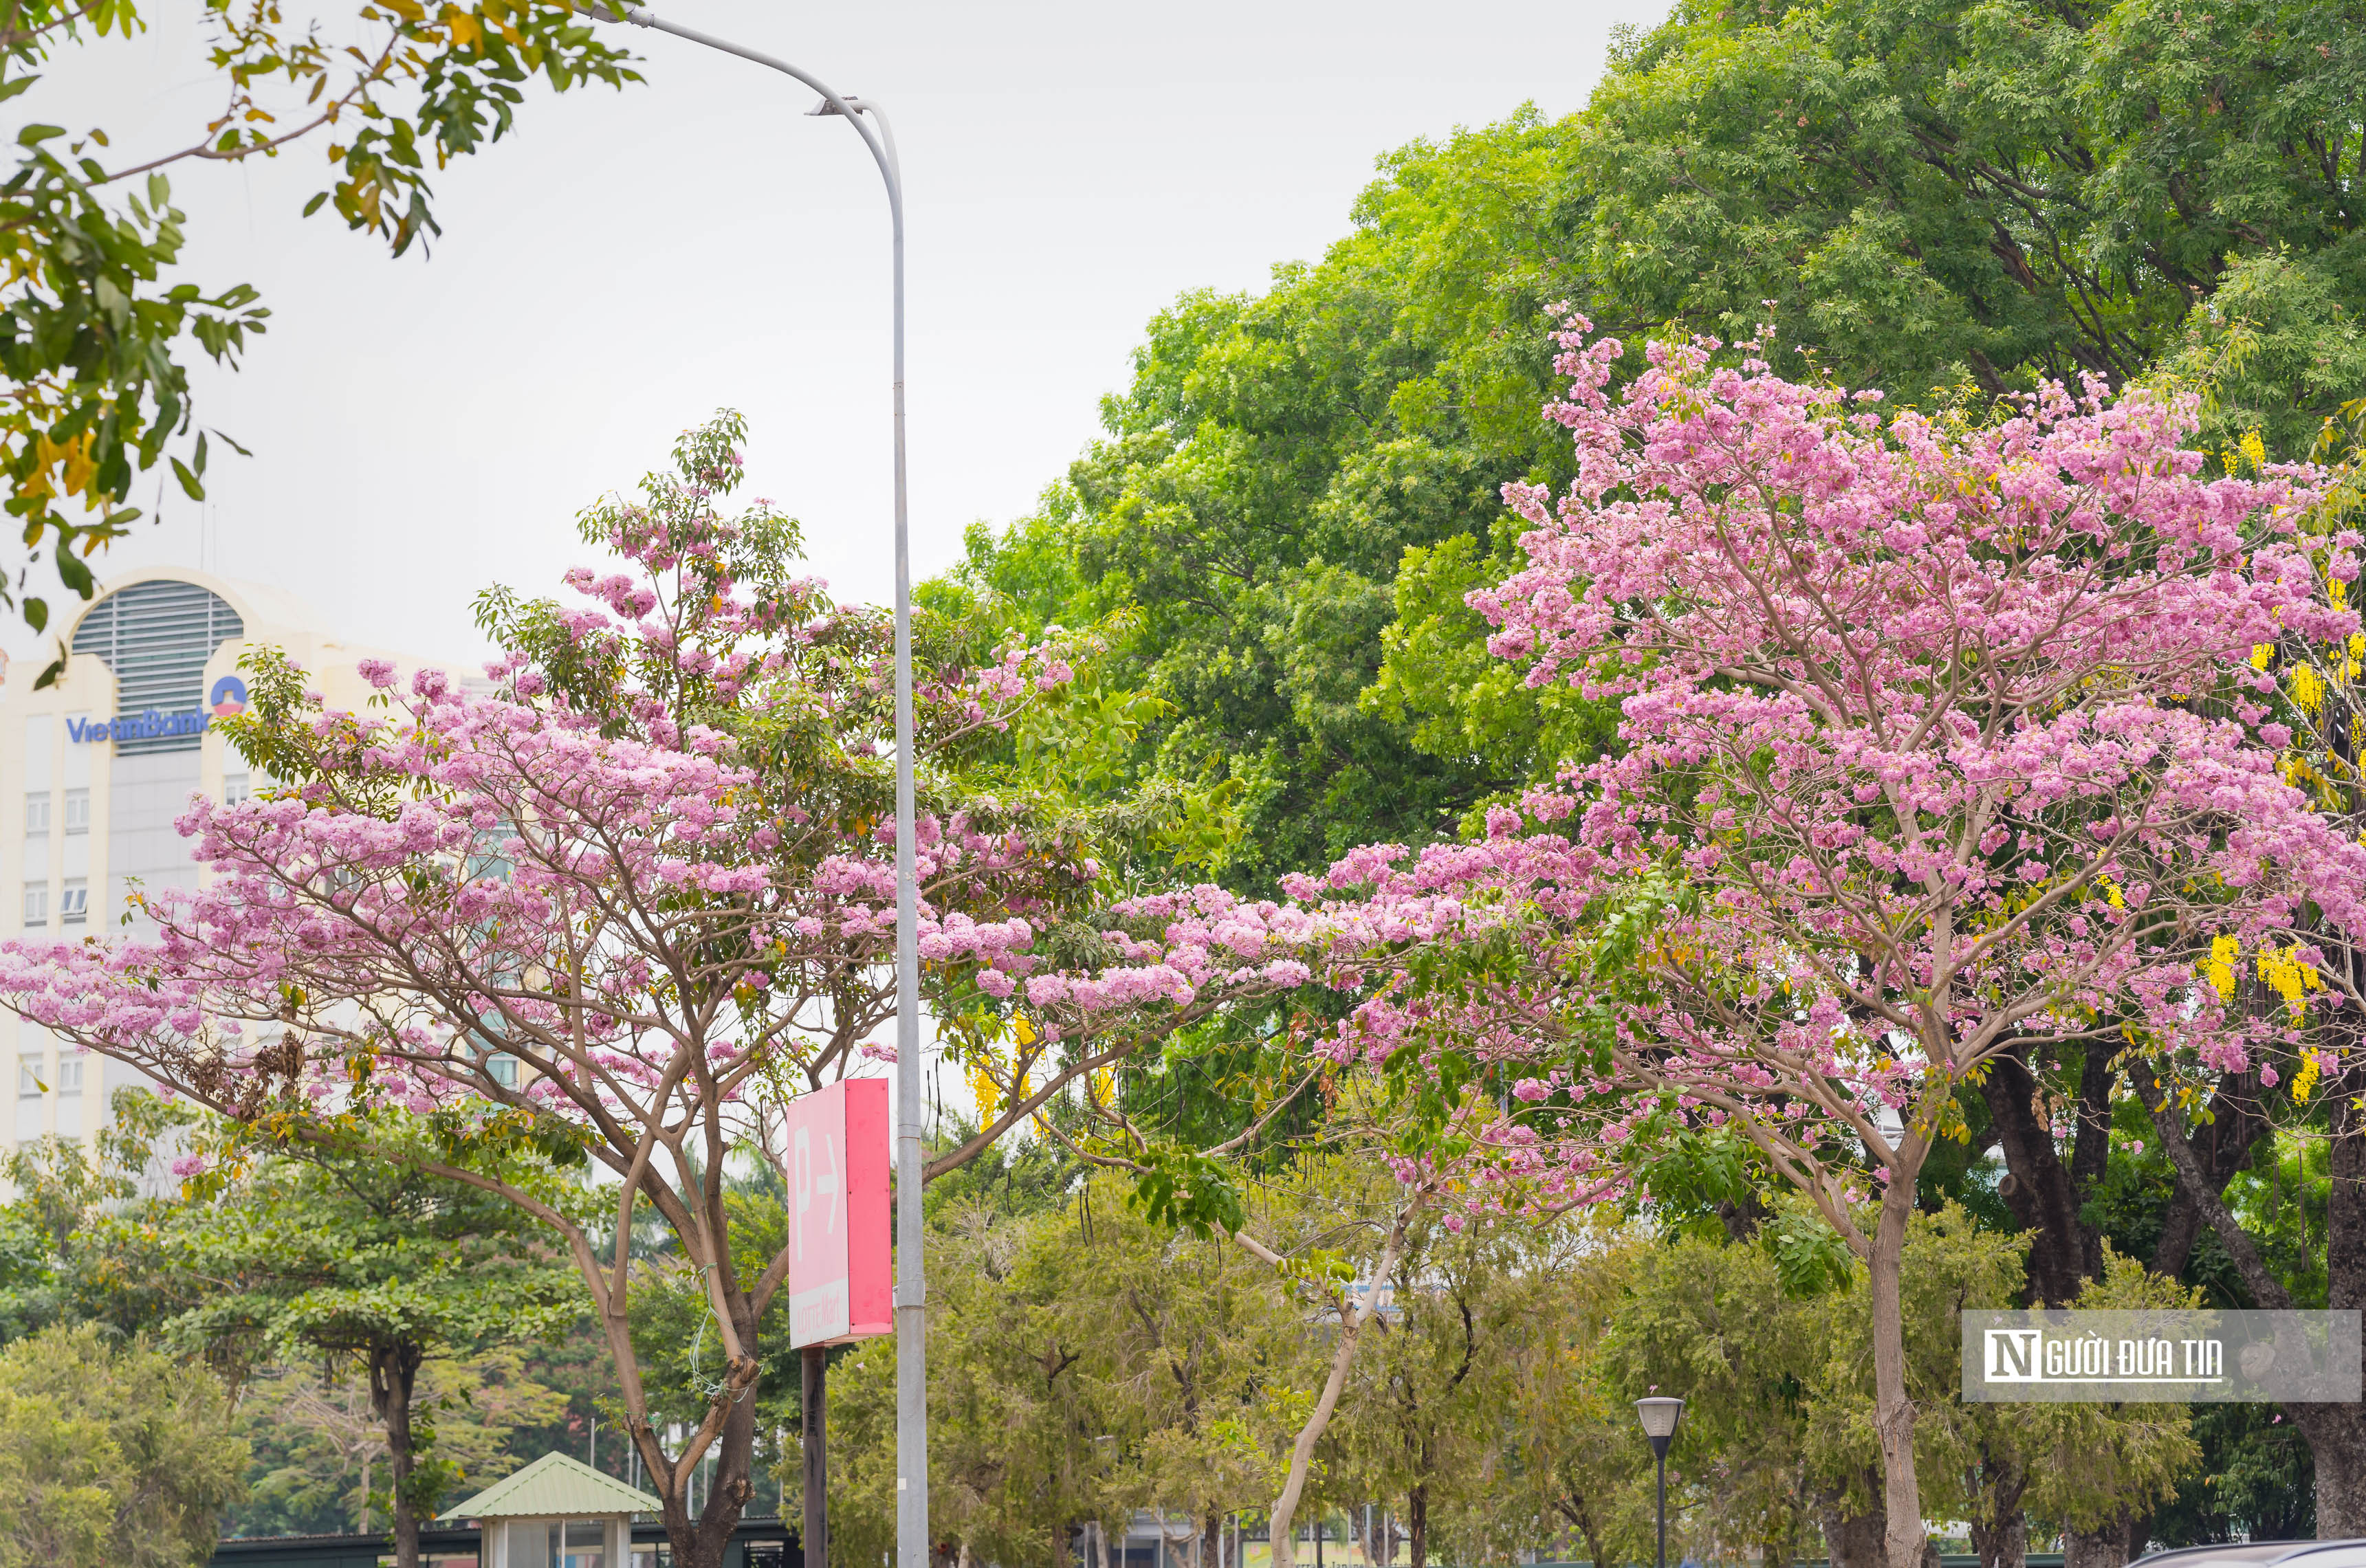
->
{"left": 928, "top": 113, "right": 1617, "bottom": 897}
{"left": 2149, "top": 1402, "right": 2316, "bottom": 1544}
{"left": 2154, "top": 252, "right": 2366, "bottom": 462}
{"left": 935, "top": 0, "right": 2366, "bottom": 914}
{"left": 1575, "top": 0, "right": 2366, "bottom": 417}
{"left": 2012, "top": 1253, "right": 2206, "bottom": 1538}
{"left": 0, "top": 1094, "right": 584, "bottom": 1538}
{"left": 822, "top": 1171, "right": 1315, "bottom": 1568}
{"left": 0, "top": 0, "right": 641, "bottom": 650}
{"left": 228, "top": 1347, "right": 570, "bottom": 1538}
{"left": 1126, "top": 1147, "right": 1249, "bottom": 1240}
{"left": 0, "top": 1322, "right": 247, "bottom": 1568}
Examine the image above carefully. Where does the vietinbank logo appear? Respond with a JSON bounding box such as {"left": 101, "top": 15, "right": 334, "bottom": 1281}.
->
{"left": 68, "top": 709, "right": 211, "bottom": 744}
{"left": 65, "top": 676, "right": 246, "bottom": 745}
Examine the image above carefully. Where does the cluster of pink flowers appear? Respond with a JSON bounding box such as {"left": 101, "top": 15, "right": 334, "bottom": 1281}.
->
{"left": 8, "top": 341, "right": 2356, "bottom": 1228}
{"left": 0, "top": 478, "right": 1305, "bottom": 1137}
{"left": 1271, "top": 318, "right": 2366, "bottom": 1214}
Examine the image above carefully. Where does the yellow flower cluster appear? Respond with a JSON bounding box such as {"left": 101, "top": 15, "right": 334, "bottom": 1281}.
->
{"left": 967, "top": 1013, "right": 1040, "bottom": 1123}
{"left": 2290, "top": 661, "right": 2326, "bottom": 714}
{"left": 2255, "top": 943, "right": 2324, "bottom": 1019}
{"left": 2206, "top": 935, "right": 2241, "bottom": 1001}
{"left": 2291, "top": 1052, "right": 2323, "bottom": 1105}
{"left": 2224, "top": 430, "right": 2269, "bottom": 476}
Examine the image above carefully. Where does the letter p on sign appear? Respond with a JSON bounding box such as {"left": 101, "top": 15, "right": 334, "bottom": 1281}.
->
{"left": 785, "top": 1079, "right": 891, "bottom": 1349}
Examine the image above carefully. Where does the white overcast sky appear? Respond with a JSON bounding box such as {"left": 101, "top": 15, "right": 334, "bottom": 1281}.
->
{"left": 14, "top": 0, "right": 1665, "bottom": 669}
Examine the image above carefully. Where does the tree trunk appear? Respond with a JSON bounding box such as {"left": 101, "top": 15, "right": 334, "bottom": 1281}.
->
{"left": 651, "top": 1301, "right": 763, "bottom": 1568}
{"left": 1406, "top": 1483, "right": 1427, "bottom": 1568}
{"left": 1867, "top": 1181, "right": 1927, "bottom": 1568}
{"left": 1269, "top": 1213, "right": 1413, "bottom": 1568}
{"left": 1967, "top": 1445, "right": 2026, "bottom": 1568}
{"left": 1980, "top": 1047, "right": 2104, "bottom": 1305}
{"left": 367, "top": 1340, "right": 427, "bottom": 1568}
{"left": 1555, "top": 1492, "right": 1608, "bottom": 1568}
{"left": 2308, "top": 1080, "right": 2366, "bottom": 1536}
{"left": 1969, "top": 1510, "right": 2027, "bottom": 1568}
{"left": 2138, "top": 1057, "right": 2366, "bottom": 1536}
{"left": 2146, "top": 1068, "right": 2269, "bottom": 1281}
{"left": 1815, "top": 1482, "right": 1887, "bottom": 1568}
{"left": 2061, "top": 1512, "right": 2144, "bottom": 1568}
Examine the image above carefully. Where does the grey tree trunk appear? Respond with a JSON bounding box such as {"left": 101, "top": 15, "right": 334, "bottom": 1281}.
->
{"left": 1867, "top": 1182, "right": 1928, "bottom": 1568}
{"left": 1816, "top": 1481, "right": 1887, "bottom": 1568}
{"left": 367, "top": 1341, "right": 426, "bottom": 1568}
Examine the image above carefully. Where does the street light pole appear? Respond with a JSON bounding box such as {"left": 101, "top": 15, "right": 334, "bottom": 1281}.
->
{"left": 582, "top": 12, "right": 925, "bottom": 1568}
{"left": 1634, "top": 1397, "right": 1685, "bottom": 1568}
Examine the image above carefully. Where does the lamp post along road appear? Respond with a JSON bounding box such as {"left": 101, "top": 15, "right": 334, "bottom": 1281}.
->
{"left": 583, "top": 11, "right": 926, "bottom": 1568}
{"left": 1635, "top": 1398, "right": 1684, "bottom": 1568}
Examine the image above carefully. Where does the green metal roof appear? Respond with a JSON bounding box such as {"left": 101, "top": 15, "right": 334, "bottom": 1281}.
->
{"left": 437, "top": 1451, "right": 661, "bottom": 1521}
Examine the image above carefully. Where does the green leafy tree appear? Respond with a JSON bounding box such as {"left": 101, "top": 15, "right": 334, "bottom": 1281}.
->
{"left": 0, "top": 0, "right": 641, "bottom": 650}
{"left": 229, "top": 1345, "right": 570, "bottom": 1539}
{"left": 84, "top": 1114, "right": 587, "bottom": 1568}
{"left": 0, "top": 1321, "right": 247, "bottom": 1568}
{"left": 1573, "top": 0, "right": 2365, "bottom": 424}
{"left": 0, "top": 1087, "right": 197, "bottom": 1342}
{"left": 923, "top": 113, "right": 1619, "bottom": 897}
{"left": 936, "top": 0, "right": 2366, "bottom": 912}
{"left": 1335, "top": 1214, "right": 1647, "bottom": 1568}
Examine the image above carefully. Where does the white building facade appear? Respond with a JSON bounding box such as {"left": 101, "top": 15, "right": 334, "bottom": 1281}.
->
{"left": 4, "top": 565, "right": 436, "bottom": 1156}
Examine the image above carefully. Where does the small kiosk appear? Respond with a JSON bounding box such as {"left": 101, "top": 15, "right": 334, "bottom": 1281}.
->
{"left": 439, "top": 1451, "right": 661, "bottom": 1568}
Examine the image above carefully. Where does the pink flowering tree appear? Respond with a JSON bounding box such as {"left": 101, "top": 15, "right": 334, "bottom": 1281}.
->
{"left": 0, "top": 415, "right": 1317, "bottom": 1568}
{"left": 1253, "top": 324, "right": 2366, "bottom": 1568}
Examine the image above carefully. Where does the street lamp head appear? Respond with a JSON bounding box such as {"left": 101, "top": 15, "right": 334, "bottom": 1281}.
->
{"left": 1634, "top": 1395, "right": 1685, "bottom": 1455}
{"left": 579, "top": 1, "right": 653, "bottom": 27}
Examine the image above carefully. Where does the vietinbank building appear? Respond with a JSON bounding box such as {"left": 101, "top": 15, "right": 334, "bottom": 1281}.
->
{"left": 3, "top": 566, "right": 441, "bottom": 1156}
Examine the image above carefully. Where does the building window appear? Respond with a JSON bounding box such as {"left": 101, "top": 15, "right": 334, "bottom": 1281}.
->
{"left": 23, "top": 791, "right": 48, "bottom": 835}
{"left": 60, "top": 878, "right": 86, "bottom": 925}
{"left": 487, "top": 1053, "right": 520, "bottom": 1090}
{"left": 22, "top": 884, "right": 47, "bottom": 926}
{"left": 62, "top": 788, "right": 89, "bottom": 835}
{"left": 223, "top": 772, "right": 251, "bottom": 806}
{"left": 17, "top": 1061, "right": 43, "bottom": 1097}
{"left": 56, "top": 1056, "right": 81, "bottom": 1095}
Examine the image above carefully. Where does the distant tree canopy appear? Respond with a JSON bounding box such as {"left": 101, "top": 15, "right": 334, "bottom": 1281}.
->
{"left": 926, "top": 0, "right": 2366, "bottom": 896}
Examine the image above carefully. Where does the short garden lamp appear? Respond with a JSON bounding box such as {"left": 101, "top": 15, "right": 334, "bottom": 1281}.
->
{"left": 1635, "top": 1397, "right": 1685, "bottom": 1568}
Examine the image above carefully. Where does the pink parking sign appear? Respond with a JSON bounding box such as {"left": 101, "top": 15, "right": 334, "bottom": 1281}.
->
{"left": 784, "top": 1079, "right": 891, "bottom": 1349}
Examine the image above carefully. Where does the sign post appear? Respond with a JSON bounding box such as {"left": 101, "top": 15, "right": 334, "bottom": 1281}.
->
{"left": 785, "top": 1081, "right": 890, "bottom": 1568}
